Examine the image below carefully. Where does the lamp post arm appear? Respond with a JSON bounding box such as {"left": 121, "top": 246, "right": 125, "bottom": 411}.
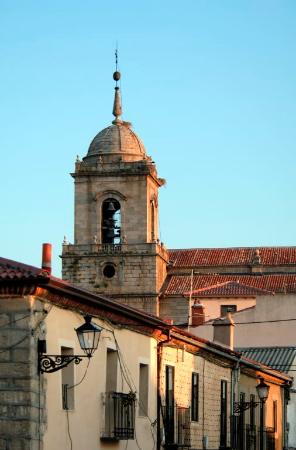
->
{"left": 38, "top": 354, "right": 90, "bottom": 374}
{"left": 233, "top": 400, "right": 260, "bottom": 415}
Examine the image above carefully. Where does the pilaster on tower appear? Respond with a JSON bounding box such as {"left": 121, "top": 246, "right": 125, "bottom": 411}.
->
{"left": 62, "top": 67, "right": 168, "bottom": 315}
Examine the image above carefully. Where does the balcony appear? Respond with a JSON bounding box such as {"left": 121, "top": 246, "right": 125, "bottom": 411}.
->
{"left": 101, "top": 392, "right": 136, "bottom": 441}
{"left": 230, "top": 418, "right": 275, "bottom": 450}
{"left": 162, "top": 404, "right": 191, "bottom": 449}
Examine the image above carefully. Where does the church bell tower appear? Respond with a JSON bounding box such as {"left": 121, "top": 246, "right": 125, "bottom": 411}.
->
{"left": 62, "top": 67, "right": 168, "bottom": 315}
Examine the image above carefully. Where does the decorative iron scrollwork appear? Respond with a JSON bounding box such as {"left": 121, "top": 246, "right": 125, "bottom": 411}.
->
{"left": 233, "top": 401, "right": 259, "bottom": 415}
{"left": 39, "top": 355, "right": 84, "bottom": 373}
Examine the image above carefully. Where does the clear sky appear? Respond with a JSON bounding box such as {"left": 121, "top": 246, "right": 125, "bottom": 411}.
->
{"left": 1, "top": 1, "right": 296, "bottom": 276}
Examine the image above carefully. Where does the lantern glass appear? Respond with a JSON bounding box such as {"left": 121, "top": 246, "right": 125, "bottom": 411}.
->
{"left": 76, "top": 315, "right": 102, "bottom": 357}
{"left": 256, "top": 378, "right": 270, "bottom": 403}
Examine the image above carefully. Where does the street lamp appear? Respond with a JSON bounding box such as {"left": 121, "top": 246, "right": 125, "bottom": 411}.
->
{"left": 75, "top": 315, "right": 102, "bottom": 357}
{"left": 38, "top": 315, "right": 102, "bottom": 373}
{"left": 233, "top": 377, "right": 270, "bottom": 415}
{"left": 256, "top": 377, "right": 270, "bottom": 404}
{"left": 257, "top": 378, "right": 270, "bottom": 450}
{"left": 233, "top": 378, "right": 270, "bottom": 450}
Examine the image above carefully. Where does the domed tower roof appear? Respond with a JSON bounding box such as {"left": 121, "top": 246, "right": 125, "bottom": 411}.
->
{"left": 85, "top": 121, "right": 147, "bottom": 163}
{"left": 83, "top": 69, "right": 147, "bottom": 164}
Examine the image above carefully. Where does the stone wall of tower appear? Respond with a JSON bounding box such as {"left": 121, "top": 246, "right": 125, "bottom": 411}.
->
{"left": 73, "top": 160, "right": 162, "bottom": 245}
{"left": 62, "top": 158, "right": 168, "bottom": 315}
{"left": 62, "top": 242, "right": 168, "bottom": 315}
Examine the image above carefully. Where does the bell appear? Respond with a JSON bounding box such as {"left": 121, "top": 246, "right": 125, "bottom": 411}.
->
{"left": 107, "top": 201, "right": 116, "bottom": 212}
{"left": 106, "top": 229, "right": 115, "bottom": 238}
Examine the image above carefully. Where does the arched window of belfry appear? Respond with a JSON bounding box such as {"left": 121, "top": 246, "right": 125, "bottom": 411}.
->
{"left": 151, "top": 201, "right": 155, "bottom": 242}
{"left": 101, "top": 198, "right": 121, "bottom": 244}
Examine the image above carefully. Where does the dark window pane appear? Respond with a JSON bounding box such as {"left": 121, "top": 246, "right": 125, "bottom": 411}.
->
{"left": 191, "top": 372, "right": 199, "bottom": 421}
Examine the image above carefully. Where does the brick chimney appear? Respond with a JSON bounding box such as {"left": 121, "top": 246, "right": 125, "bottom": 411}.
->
{"left": 42, "top": 243, "right": 52, "bottom": 274}
{"left": 191, "top": 303, "right": 205, "bottom": 326}
{"left": 213, "top": 312, "right": 235, "bottom": 350}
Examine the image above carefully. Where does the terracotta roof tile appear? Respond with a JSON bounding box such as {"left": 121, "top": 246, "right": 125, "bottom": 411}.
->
{"left": 0, "top": 257, "right": 48, "bottom": 280}
{"left": 0, "top": 257, "right": 169, "bottom": 329}
{"left": 165, "top": 274, "right": 296, "bottom": 296}
{"left": 169, "top": 247, "right": 296, "bottom": 267}
{"left": 184, "top": 281, "right": 273, "bottom": 297}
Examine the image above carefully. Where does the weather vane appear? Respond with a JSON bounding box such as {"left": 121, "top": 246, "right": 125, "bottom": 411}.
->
{"left": 114, "top": 46, "right": 120, "bottom": 87}
{"left": 115, "top": 47, "right": 118, "bottom": 70}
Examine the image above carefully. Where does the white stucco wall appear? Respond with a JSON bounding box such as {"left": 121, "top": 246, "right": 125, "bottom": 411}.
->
{"left": 43, "top": 305, "right": 158, "bottom": 450}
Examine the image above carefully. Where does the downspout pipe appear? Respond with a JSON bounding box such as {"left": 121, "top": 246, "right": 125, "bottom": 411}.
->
{"left": 157, "top": 329, "right": 171, "bottom": 450}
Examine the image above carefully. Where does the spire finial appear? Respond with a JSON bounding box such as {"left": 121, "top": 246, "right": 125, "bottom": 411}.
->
{"left": 112, "top": 47, "right": 122, "bottom": 123}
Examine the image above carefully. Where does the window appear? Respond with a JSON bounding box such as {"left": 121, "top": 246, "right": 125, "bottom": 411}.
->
{"left": 61, "top": 347, "right": 74, "bottom": 410}
{"left": 191, "top": 372, "right": 199, "bottom": 421}
{"left": 250, "top": 394, "right": 256, "bottom": 429}
{"left": 238, "top": 392, "right": 245, "bottom": 450}
{"left": 139, "top": 363, "right": 149, "bottom": 416}
{"left": 165, "top": 365, "right": 175, "bottom": 444}
{"left": 273, "top": 400, "right": 277, "bottom": 432}
{"left": 101, "top": 198, "right": 121, "bottom": 244}
{"left": 106, "top": 348, "right": 118, "bottom": 392}
{"left": 150, "top": 201, "right": 155, "bottom": 241}
{"left": 221, "top": 305, "right": 237, "bottom": 317}
{"left": 220, "top": 380, "right": 228, "bottom": 448}
{"left": 103, "top": 264, "right": 116, "bottom": 279}
{"left": 104, "top": 349, "right": 119, "bottom": 439}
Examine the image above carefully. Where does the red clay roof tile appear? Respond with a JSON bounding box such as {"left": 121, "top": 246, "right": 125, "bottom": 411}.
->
{"left": 184, "top": 281, "right": 273, "bottom": 297}
{"left": 165, "top": 274, "right": 296, "bottom": 296}
{"left": 169, "top": 247, "right": 296, "bottom": 267}
{"left": 0, "top": 257, "right": 48, "bottom": 280}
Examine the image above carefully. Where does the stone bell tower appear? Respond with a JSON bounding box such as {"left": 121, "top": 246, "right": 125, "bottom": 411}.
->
{"left": 62, "top": 68, "right": 168, "bottom": 315}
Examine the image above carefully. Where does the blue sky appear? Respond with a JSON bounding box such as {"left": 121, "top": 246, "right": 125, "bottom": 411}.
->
{"left": 1, "top": 1, "right": 296, "bottom": 276}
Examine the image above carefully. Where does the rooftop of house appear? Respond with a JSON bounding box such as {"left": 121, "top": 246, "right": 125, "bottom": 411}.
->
{"left": 184, "top": 281, "right": 273, "bottom": 298}
{"left": 0, "top": 256, "right": 48, "bottom": 280}
{"left": 236, "top": 346, "right": 296, "bottom": 374}
{"left": 164, "top": 273, "right": 296, "bottom": 296}
{"left": 0, "top": 255, "right": 291, "bottom": 383}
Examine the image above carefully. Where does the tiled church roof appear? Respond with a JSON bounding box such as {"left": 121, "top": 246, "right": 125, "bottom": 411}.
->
{"left": 169, "top": 247, "right": 296, "bottom": 267}
{"left": 165, "top": 274, "right": 296, "bottom": 296}
{"left": 184, "top": 281, "right": 272, "bottom": 297}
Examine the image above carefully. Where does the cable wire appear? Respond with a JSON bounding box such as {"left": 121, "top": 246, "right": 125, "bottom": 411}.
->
{"left": 111, "top": 329, "right": 157, "bottom": 450}
{"left": 66, "top": 409, "right": 73, "bottom": 450}
{"left": 67, "top": 358, "right": 91, "bottom": 390}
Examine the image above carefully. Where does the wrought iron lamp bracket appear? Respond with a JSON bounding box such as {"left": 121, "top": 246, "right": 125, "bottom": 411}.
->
{"left": 233, "top": 401, "right": 260, "bottom": 415}
{"left": 38, "top": 354, "right": 89, "bottom": 374}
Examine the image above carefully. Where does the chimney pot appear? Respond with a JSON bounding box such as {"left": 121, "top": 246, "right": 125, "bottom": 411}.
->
{"left": 42, "top": 243, "right": 52, "bottom": 274}
{"left": 191, "top": 303, "right": 205, "bottom": 326}
{"left": 213, "top": 312, "right": 235, "bottom": 350}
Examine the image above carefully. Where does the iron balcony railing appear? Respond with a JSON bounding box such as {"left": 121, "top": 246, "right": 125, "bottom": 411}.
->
{"left": 162, "top": 404, "right": 191, "bottom": 448}
{"left": 230, "top": 418, "right": 275, "bottom": 450}
{"left": 102, "top": 391, "right": 136, "bottom": 440}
